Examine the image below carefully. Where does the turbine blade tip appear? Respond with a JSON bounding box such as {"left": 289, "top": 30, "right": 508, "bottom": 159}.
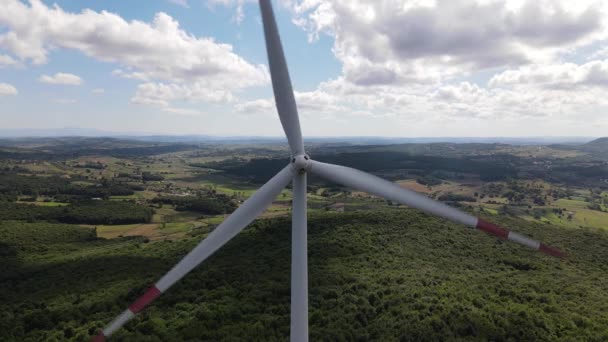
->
{"left": 128, "top": 285, "right": 161, "bottom": 313}
{"left": 539, "top": 243, "right": 567, "bottom": 259}
{"left": 475, "top": 218, "right": 509, "bottom": 239}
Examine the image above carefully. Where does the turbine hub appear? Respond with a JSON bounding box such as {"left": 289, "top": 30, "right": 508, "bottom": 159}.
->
{"left": 291, "top": 154, "right": 311, "bottom": 173}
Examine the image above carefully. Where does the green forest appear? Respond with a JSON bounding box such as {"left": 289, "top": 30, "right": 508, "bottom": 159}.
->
{"left": 1, "top": 210, "right": 607, "bottom": 341}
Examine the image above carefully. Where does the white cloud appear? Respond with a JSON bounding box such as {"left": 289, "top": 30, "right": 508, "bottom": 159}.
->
{"left": 0, "top": 54, "right": 19, "bottom": 68}
{"left": 1, "top": 0, "right": 607, "bottom": 133}
{"left": 226, "top": 0, "right": 608, "bottom": 130}
{"left": 92, "top": 88, "right": 105, "bottom": 94}
{"left": 207, "top": 0, "right": 252, "bottom": 24}
{"left": 132, "top": 82, "right": 234, "bottom": 108}
{"left": 168, "top": 0, "right": 189, "bottom": 8}
{"left": 0, "top": 82, "right": 17, "bottom": 96}
{"left": 0, "top": 0, "right": 268, "bottom": 110}
{"left": 235, "top": 98, "right": 274, "bottom": 113}
{"left": 236, "top": 88, "right": 346, "bottom": 115}
{"left": 286, "top": 0, "right": 608, "bottom": 86}
{"left": 489, "top": 60, "right": 608, "bottom": 89}
{"left": 589, "top": 46, "right": 608, "bottom": 60}
{"left": 111, "top": 69, "right": 149, "bottom": 82}
{"left": 163, "top": 107, "right": 204, "bottom": 116}
{"left": 236, "top": 59, "right": 608, "bottom": 128}
{"left": 39, "top": 72, "right": 83, "bottom": 85}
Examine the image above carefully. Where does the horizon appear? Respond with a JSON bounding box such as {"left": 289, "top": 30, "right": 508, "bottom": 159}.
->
{"left": 0, "top": 126, "right": 599, "bottom": 138}
{"left": 0, "top": 127, "right": 600, "bottom": 146}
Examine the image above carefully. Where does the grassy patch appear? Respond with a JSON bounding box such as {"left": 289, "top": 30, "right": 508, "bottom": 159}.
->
{"left": 160, "top": 222, "right": 193, "bottom": 235}
{"left": 17, "top": 201, "right": 69, "bottom": 207}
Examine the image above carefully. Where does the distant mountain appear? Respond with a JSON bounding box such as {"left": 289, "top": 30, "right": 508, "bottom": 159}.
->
{"left": 578, "top": 137, "right": 608, "bottom": 156}
{"left": 133, "top": 136, "right": 595, "bottom": 146}
{"left": 0, "top": 127, "right": 153, "bottom": 137}
{"left": 584, "top": 137, "right": 608, "bottom": 147}
{"left": 0, "top": 128, "right": 598, "bottom": 146}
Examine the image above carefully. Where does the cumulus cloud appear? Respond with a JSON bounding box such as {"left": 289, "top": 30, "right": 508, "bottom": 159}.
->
{"left": 0, "top": 0, "right": 268, "bottom": 110}
{"left": 287, "top": 0, "right": 608, "bottom": 85}
{"left": 207, "top": 0, "right": 253, "bottom": 24}
{"left": 235, "top": 98, "right": 274, "bottom": 113}
{"left": 39, "top": 72, "right": 83, "bottom": 85}
{"left": 0, "top": 82, "right": 17, "bottom": 96}
{"left": 2, "top": 0, "right": 607, "bottom": 130}
{"left": 168, "top": 0, "right": 189, "bottom": 8}
{"left": 0, "top": 54, "right": 19, "bottom": 68}
{"left": 236, "top": 87, "right": 348, "bottom": 116}
{"left": 489, "top": 60, "right": 608, "bottom": 89}
{"left": 132, "top": 82, "right": 234, "bottom": 108}
{"left": 163, "top": 106, "right": 204, "bottom": 116}
{"left": 589, "top": 46, "right": 608, "bottom": 60}
{"left": 227, "top": 0, "right": 607, "bottom": 128}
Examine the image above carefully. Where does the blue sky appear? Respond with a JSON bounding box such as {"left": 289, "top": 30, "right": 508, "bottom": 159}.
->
{"left": 1, "top": 0, "right": 607, "bottom": 137}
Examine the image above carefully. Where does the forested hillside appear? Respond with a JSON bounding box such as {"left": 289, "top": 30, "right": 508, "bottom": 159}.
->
{"left": 1, "top": 210, "right": 607, "bottom": 341}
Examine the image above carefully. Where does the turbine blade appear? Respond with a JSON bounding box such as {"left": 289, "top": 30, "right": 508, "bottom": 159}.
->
{"left": 259, "top": 0, "right": 305, "bottom": 156}
{"left": 309, "top": 160, "right": 566, "bottom": 258}
{"left": 291, "top": 171, "right": 308, "bottom": 341}
{"left": 92, "top": 164, "right": 295, "bottom": 341}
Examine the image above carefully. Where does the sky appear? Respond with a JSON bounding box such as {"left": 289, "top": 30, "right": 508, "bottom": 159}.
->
{"left": 0, "top": 0, "right": 607, "bottom": 137}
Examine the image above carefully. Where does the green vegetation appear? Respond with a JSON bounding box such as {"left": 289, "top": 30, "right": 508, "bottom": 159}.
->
{"left": 0, "top": 136, "right": 606, "bottom": 340}
{"left": 1, "top": 211, "right": 607, "bottom": 341}
{"left": 438, "top": 193, "right": 476, "bottom": 202}
{"left": 416, "top": 175, "right": 442, "bottom": 186}
{"left": 207, "top": 152, "right": 518, "bottom": 183}
{"left": 0, "top": 201, "right": 153, "bottom": 225}
{"left": 152, "top": 194, "right": 236, "bottom": 215}
{"left": 142, "top": 172, "right": 164, "bottom": 181}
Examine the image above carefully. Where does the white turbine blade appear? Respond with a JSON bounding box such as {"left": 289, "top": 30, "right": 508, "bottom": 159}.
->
{"left": 259, "top": 0, "right": 305, "bottom": 156}
{"left": 309, "top": 160, "right": 566, "bottom": 258}
{"left": 92, "top": 165, "right": 295, "bottom": 341}
{"left": 291, "top": 171, "right": 308, "bottom": 342}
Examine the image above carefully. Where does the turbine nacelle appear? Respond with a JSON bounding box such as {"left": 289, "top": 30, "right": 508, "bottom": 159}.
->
{"left": 291, "top": 154, "right": 311, "bottom": 173}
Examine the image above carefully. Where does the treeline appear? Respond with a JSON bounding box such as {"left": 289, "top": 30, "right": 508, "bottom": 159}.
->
{"left": 152, "top": 194, "right": 236, "bottom": 215}
{"left": 73, "top": 162, "right": 105, "bottom": 169}
{"left": 0, "top": 221, "right": 97, "bottom": 251}
{"left": 0, "top": 139, "right": 197, "bottom": 160}
{"left": 0, "top": 201, "right": 153, "bottom": 225}
{"left": 438, "top": 193, "right": 477, "bottom": 202}
{"left": 203, "top": 152, "right": 518, "bottom": 183}
{"left": 0, "top": 173, "right": 137, "bottom": 200}
{"left": 141, "top": 172, "right": 164, "bottom": 181}
{"left": 0, "top": 174, "right": 70, "bottom": 196}
{"left": 55, "top": 184, "right": 135, "bottom": 201}
{"left": 192, "top": 157, "right": 248, "bottom": 170}
{"left": 416, "top": 175, "right": 442, "bottom": 186}
{"left": 552, "top": 164, "right": 608, "bottom": 178}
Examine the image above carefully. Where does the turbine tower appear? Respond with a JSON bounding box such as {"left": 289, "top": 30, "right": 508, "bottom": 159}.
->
{"left": 92, "top": 1, "right": 565, "bottom": 340}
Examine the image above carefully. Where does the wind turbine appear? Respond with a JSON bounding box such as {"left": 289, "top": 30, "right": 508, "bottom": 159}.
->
{"left": 93, "top": 1, "right": 565, "bottom": 340}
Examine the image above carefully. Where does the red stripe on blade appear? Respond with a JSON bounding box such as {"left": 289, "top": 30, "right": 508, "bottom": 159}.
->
{"left": 91, "top": 332, "right": 105, "bottom": 342}
{"left": 539, "top": 243, "right": 566, "bottom": 258}
{"left": 128, "top": 286, "right": 161, "bottom": 313}
{"left": 476, "top": 219, "right": 509, "bottom": 239}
